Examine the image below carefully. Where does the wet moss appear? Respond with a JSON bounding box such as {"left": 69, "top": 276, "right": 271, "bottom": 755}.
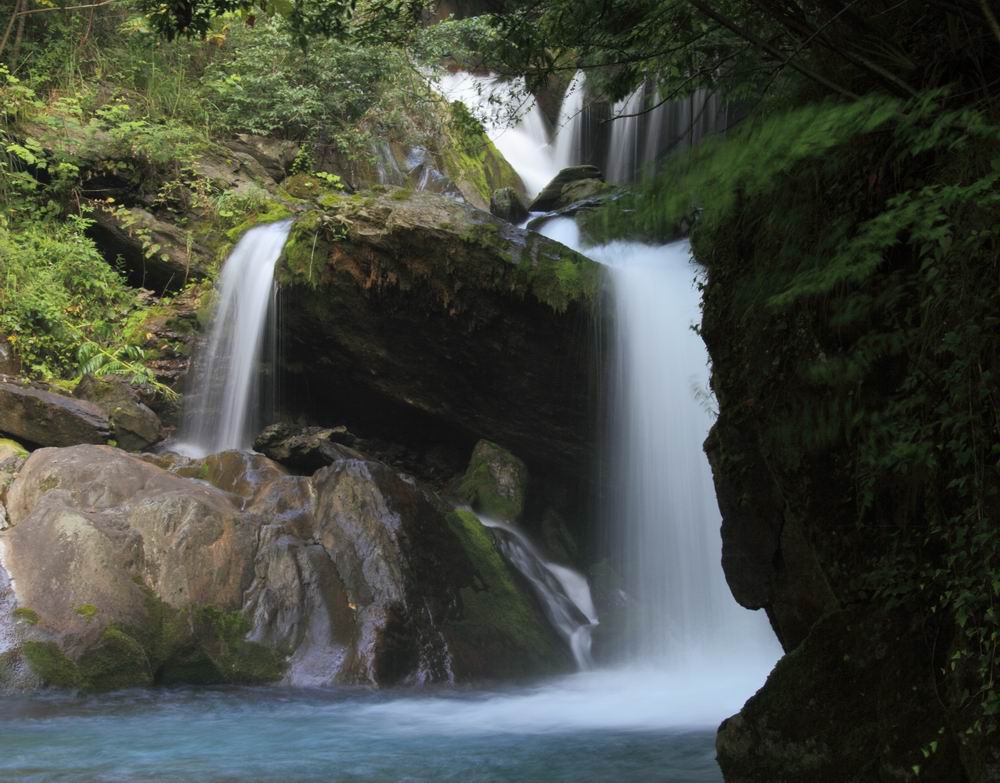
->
{"left": 0, "top": 438, "right": 28, "bottom": 459}
{"left": 22, "top": 641, "right": 84, "bottom": 689}
{"left": 12, "top": 607, "right": 39, "bottom": 625}
{"left": 444, "top": 509, "right": 563, "bottom": 671}
{"left": 192, "top": 606, "right": 286, "bottom": 684}
{"left": 78, "top": 626, "right": 153, "bottom": 691}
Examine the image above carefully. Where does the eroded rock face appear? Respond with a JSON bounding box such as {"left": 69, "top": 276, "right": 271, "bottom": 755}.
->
{"left": 0, "top": 443, "right": 566, "bottom": 691}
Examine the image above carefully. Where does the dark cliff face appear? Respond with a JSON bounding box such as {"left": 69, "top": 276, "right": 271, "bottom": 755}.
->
{"left": 699, "top": 199, "right": 999, "bottom": 781}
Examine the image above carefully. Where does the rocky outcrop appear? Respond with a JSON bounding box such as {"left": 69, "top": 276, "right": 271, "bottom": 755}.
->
{"left": 0, "top": 443, "right": 567, "bottom": 691}
{"left": 0, "top": 376, "right": 111, "bottom": 448}
{"left": 275, "top": 189, "right": 602, "bottom": 496}
{"left": 528, "top": 165, "right": 610, "bottom": 212}
{"left": 717, "top": 609, "right": 966, "bottom": 782}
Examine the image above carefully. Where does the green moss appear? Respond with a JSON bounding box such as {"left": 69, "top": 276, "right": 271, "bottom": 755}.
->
{"left": 192, "top": 606, "right": 285, "bottom": 684}
{"left": 440, "top": 102, "right": 522, "bottom": 205}
{"left": 444, "top": 509, "right": 560, "bottom": 665}
{"left": 22, "top": 641, "right": 83, "bottom": 689}
{"left": 38, "top": 476, "right": 59, "bottom": 492}
{"left": 0, "top": 438, "right": 28, "bottom": 459}
{"left": 12, "top": 607, "right": 39, "bottom": 625}
{"left": 223, "top": 201, "right": 294, "bottom": 244}
{"left": 518, "top": 245, "right": 602, "bottom": 313}
{"left": 74, "top": 603, "right": 99, "bottom": 619}
{"left": 78, "top": 626, "right": 153, "bottom": 691}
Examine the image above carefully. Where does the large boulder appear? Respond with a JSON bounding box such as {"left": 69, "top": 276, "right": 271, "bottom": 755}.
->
{"left": 0, "top": 444, "right": 568, "bottom": 691}
{"left": 275, "top": 189, "right": 602, "bottom": 491}
{"left": 0, "top": 376, "right": 111, "bottom": 448}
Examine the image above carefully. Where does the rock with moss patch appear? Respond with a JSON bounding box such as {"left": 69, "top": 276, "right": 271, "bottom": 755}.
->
{"left": 459, "top": 440, "right": 528, "bottom": 522}
{"left": 529, "top": 166, "right": 607, "bottom": 212}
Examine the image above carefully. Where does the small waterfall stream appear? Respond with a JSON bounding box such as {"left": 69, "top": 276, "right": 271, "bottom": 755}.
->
{"left": 475, "top": 513, "right": 599, "bottom": 668}
{"left": 175, "top": 220, "right": 293, "bottom": 457}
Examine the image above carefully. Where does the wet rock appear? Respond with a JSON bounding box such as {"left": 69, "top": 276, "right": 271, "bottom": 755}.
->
{"left": 73, "top": 375, "right": 163, "bottom": 452}
{"left": 0, "top": 443, "right": 569, "bottom": 691}
{"left": 528, "top": 165, "right": 606, "bottom": 212}
{"left": 254, "top": 422, "right": 360, "bottom": 473}
{"left": 490, "top": 186, "right": 528, "bottom": 223}
{"left": 458, "top": 440, "right": 528, "bottom": 522}
{"left": 225, "top": 134, "right": 298, "bottom": 182}
{"left": 0, "top": 376, "right": 111, "bottom": 448}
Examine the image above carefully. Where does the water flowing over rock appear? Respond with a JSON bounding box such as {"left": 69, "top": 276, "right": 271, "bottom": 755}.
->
{"left": 177, "top": 220, "right": 293, "bottom": 456}
{"left": 0, "top": 443, "right": 568, "bottom": 691}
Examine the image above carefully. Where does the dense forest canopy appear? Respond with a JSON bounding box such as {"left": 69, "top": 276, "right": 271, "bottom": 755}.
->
{"left": 1, "top": 0, "right": 998, "bottom": 763}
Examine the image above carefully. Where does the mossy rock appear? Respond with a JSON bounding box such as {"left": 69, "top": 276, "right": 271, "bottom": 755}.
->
{"left": 78, "top": 626, "right": 153, "bottom": 691}
{"left": 459, "top": 440, "right": 528, "bottom": 522}
{"left": 443, "top": 509, "right": 567, "bottom": 678}
{"left": 22, "top": 641, "right": 84, "bottom": 689}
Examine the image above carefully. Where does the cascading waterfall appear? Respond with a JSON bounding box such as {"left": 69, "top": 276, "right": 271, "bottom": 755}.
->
{"left": 538, "top": 217, "right": 778, "bottom": 696}
{"left": 433, "top": 72, "right": 560, "bottom": 198}
{"left": 605, "top": 85, "right": 645, "bottom": 183}
{"left": 176, "top": 220, "right": 293, "bottom": 457}
{"left": 552, "top": 71, "right": 587, "bottom": 170}
{"left": 475, "top": 513, "right": 599, "bottom": 668}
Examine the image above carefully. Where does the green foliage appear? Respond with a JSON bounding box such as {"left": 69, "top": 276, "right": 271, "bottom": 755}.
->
{"left": 0, "top": 218, "right": 149, "bottom": 381}
{"left": 199, "top": 16, "right": 435, "bottom": 154}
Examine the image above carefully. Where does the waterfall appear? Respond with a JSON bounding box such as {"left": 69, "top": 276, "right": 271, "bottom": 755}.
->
{"left": 552, "top": 71, "right": 586, "bottom": 170}
{"left": 475, "top": 513, "right": 599, "bottom": 668}
{"left": 176, "top": 220, "right": 293, "bottom": 457}
{"left": 605, "top": 85, "right": 644, "bottom": 184}
{"left": 433, "top": 72, "right": 559, "bottom": 197}
{"left": 538, "top": 218, "right": 777, "bottom": 671}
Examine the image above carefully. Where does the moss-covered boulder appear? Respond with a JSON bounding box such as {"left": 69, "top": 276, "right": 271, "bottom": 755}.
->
{"left": 490, "top": 186, "right": 529, "bottom": 224}
{"left": 275, "top": 189, "right": 602, "bottom": 492}
{"left": 459, "top": 440, "right": 528, "bottom": 522}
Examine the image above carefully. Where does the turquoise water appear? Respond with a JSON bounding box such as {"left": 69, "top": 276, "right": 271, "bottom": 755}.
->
{"left": 0, "top": 683, "right": 723, "bottom": 782}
